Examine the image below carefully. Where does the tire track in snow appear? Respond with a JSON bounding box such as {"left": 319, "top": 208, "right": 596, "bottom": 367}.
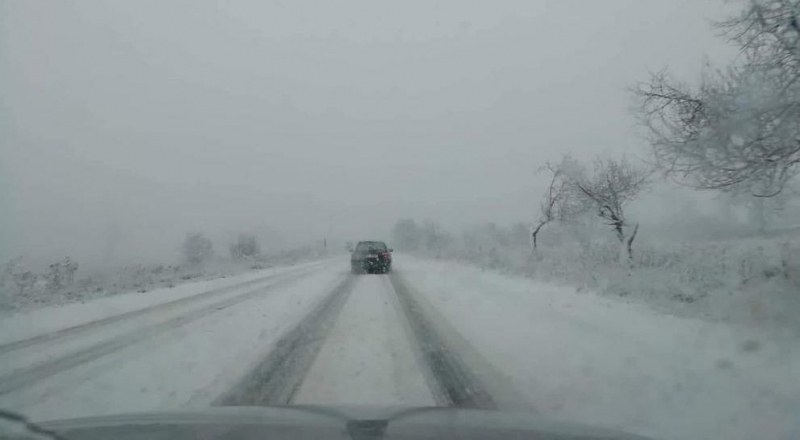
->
{"left": 0, "top": 266, "right": 320, "bottom": 395}
{"left": 388, "top": 271, "right": 498, "bottom": 409}
{"left": 214, "top": 274, "right": 357, "bottom": 406}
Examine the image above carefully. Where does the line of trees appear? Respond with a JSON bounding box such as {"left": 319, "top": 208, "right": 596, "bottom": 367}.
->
{"left": 181, "top": 232, "right": 262, "bottom": 266}
{"left": 1, "top": 232, "right": 266, "bottom": 296}
{"left": 1, "top": 257, "right": 79, "bottom": 295}
{"left": 391, "top": 219, "right": 452, "bottom": 255}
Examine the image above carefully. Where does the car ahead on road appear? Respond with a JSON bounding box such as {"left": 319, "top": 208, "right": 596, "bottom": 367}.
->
{"left": 351, "top": 241, "right": 392, "bottom": 274}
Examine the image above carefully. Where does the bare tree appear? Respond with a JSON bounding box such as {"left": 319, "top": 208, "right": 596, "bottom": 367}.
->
{"left": 421, "top": 220, "right": 451, "bottom": 256}
{"left": 719, "top": 0, "right": 800, "bottom": 73}
{"left": 635, "top": 0, "right": 800, "bottom": 197}
{"left": 573, "top": 158, "right": 649, "bottom": 260}
{"left": 531, "top": 155, "right": 587, "bottom": 251}
{"left": 44, "top": 257, "right": 79, "bottom": 292}
{"left": 392, "top": 218, "right": 422, "bottom": 251}
{"left": 724, "top": 186, "right": 792, "bottom": 232}
{"left": 229, "top": 234, "right": 260, "bottom": 260}
{"left": 182, "top": 232, "right": 214, "bottom": 266}
{"left": 3, "top": 258, "right": 37, "bottom": 295}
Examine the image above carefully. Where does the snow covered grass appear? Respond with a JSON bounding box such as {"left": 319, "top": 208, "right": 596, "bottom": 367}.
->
{"left": 410, "top": 230, "right": 800, "bottom": 331}
{"left": 0, "top": 249, "right": 338, "bottom": 313}
{"left": 0, "top": 258, "right": 329, "bottom": 346}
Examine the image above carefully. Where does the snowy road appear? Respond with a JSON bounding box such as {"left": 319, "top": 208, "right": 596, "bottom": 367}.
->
{"left": 1, "top": 256, "right": 798, "bottom": 440}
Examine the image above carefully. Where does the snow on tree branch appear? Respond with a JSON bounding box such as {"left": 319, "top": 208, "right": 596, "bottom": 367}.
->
{"left": 635, "top": 0, "right": 800, "bottom": 197}
{"left": 571, "top": 157, "right": 650, "bottom": 260}
{"left": 531, "top": 155, "right": 589, "bottom": 251}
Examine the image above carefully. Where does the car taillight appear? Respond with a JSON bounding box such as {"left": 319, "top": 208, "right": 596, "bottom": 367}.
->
{"left": 382, "top": 252, "right": 391, "bottom": 259}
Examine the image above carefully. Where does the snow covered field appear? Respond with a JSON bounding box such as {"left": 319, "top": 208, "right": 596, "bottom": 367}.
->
{"left": 1, "top": 255, "right": 797, "bottom": 440}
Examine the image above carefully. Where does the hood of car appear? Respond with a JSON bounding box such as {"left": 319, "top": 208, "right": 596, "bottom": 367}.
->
{"left": 35, "top": 406, "right": 653, "bottom": 440}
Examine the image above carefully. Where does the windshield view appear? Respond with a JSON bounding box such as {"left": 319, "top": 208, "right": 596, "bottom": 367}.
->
{"left": 2, "top": 1, "right": 800, "bottom": 439}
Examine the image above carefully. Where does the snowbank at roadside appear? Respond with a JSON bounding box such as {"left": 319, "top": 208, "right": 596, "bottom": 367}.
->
{"left": 0, "top": 258, "right": 330, "bottom": 345}
{"left": 1, "top": 250, "right": 341, "bottom": 313}
{"left": 401, "top": 229, "right": 800, "bottom": 332}
{"left": 397, "top": 256, "right": 800, "bottom": 440}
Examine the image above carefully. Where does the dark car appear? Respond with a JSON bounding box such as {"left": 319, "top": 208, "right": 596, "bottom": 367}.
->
{"left": 351, "top": 241, "right": 392, "bottom": 274}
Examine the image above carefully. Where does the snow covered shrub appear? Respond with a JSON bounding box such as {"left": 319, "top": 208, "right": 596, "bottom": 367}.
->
{"left": 2, "top": 258, "right": 38, "bottom": 296}
{"left": 12, "top": 271, "right": 37, "bottom": 295}
{"left": 182, "top": 232, "right": 214, "bottom": 266}
{"left": 43, "top": 257, "right": 79, "bottom": 292}
{"left": 229, "top": 234, "right": 260, "bottom": 260}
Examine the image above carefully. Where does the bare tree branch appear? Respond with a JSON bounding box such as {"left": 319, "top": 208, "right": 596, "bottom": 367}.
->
{"left": 634, "top": 0, "right": 800, "bottom": 197}
{"left": 531, "top": 155, "right": 589, "bottom": 252}
{"left": 570, "top": 157, "right": 649, "bottom": 261}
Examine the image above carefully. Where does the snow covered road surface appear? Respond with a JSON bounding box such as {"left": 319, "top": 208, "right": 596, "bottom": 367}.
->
{"left": 0, "top": 261, "right": 329, "bottom": 394}
{"left": 1, "top": 255, "right": 798, "bottom": 440}
{"left": 292, "top": 275, "right": 434, "bottom": 407}
{"left": 216, "top": 274, "right": 358, "bottom": 406}
{"left": 0, "top": 260, "right": 341, "bottom": 419}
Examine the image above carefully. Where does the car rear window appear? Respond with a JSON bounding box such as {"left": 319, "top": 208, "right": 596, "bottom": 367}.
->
{"left": 355, "top": 242, "right": 387, "bottom": 252}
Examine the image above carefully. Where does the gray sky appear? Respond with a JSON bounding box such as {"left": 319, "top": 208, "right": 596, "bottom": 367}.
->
{"left": 1, "top": 0, "right": 737, "bottom": 266}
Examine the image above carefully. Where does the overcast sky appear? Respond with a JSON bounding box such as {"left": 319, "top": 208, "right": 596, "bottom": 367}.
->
{"left": 1, "top": 0, "right": 738, "bottom": 266}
